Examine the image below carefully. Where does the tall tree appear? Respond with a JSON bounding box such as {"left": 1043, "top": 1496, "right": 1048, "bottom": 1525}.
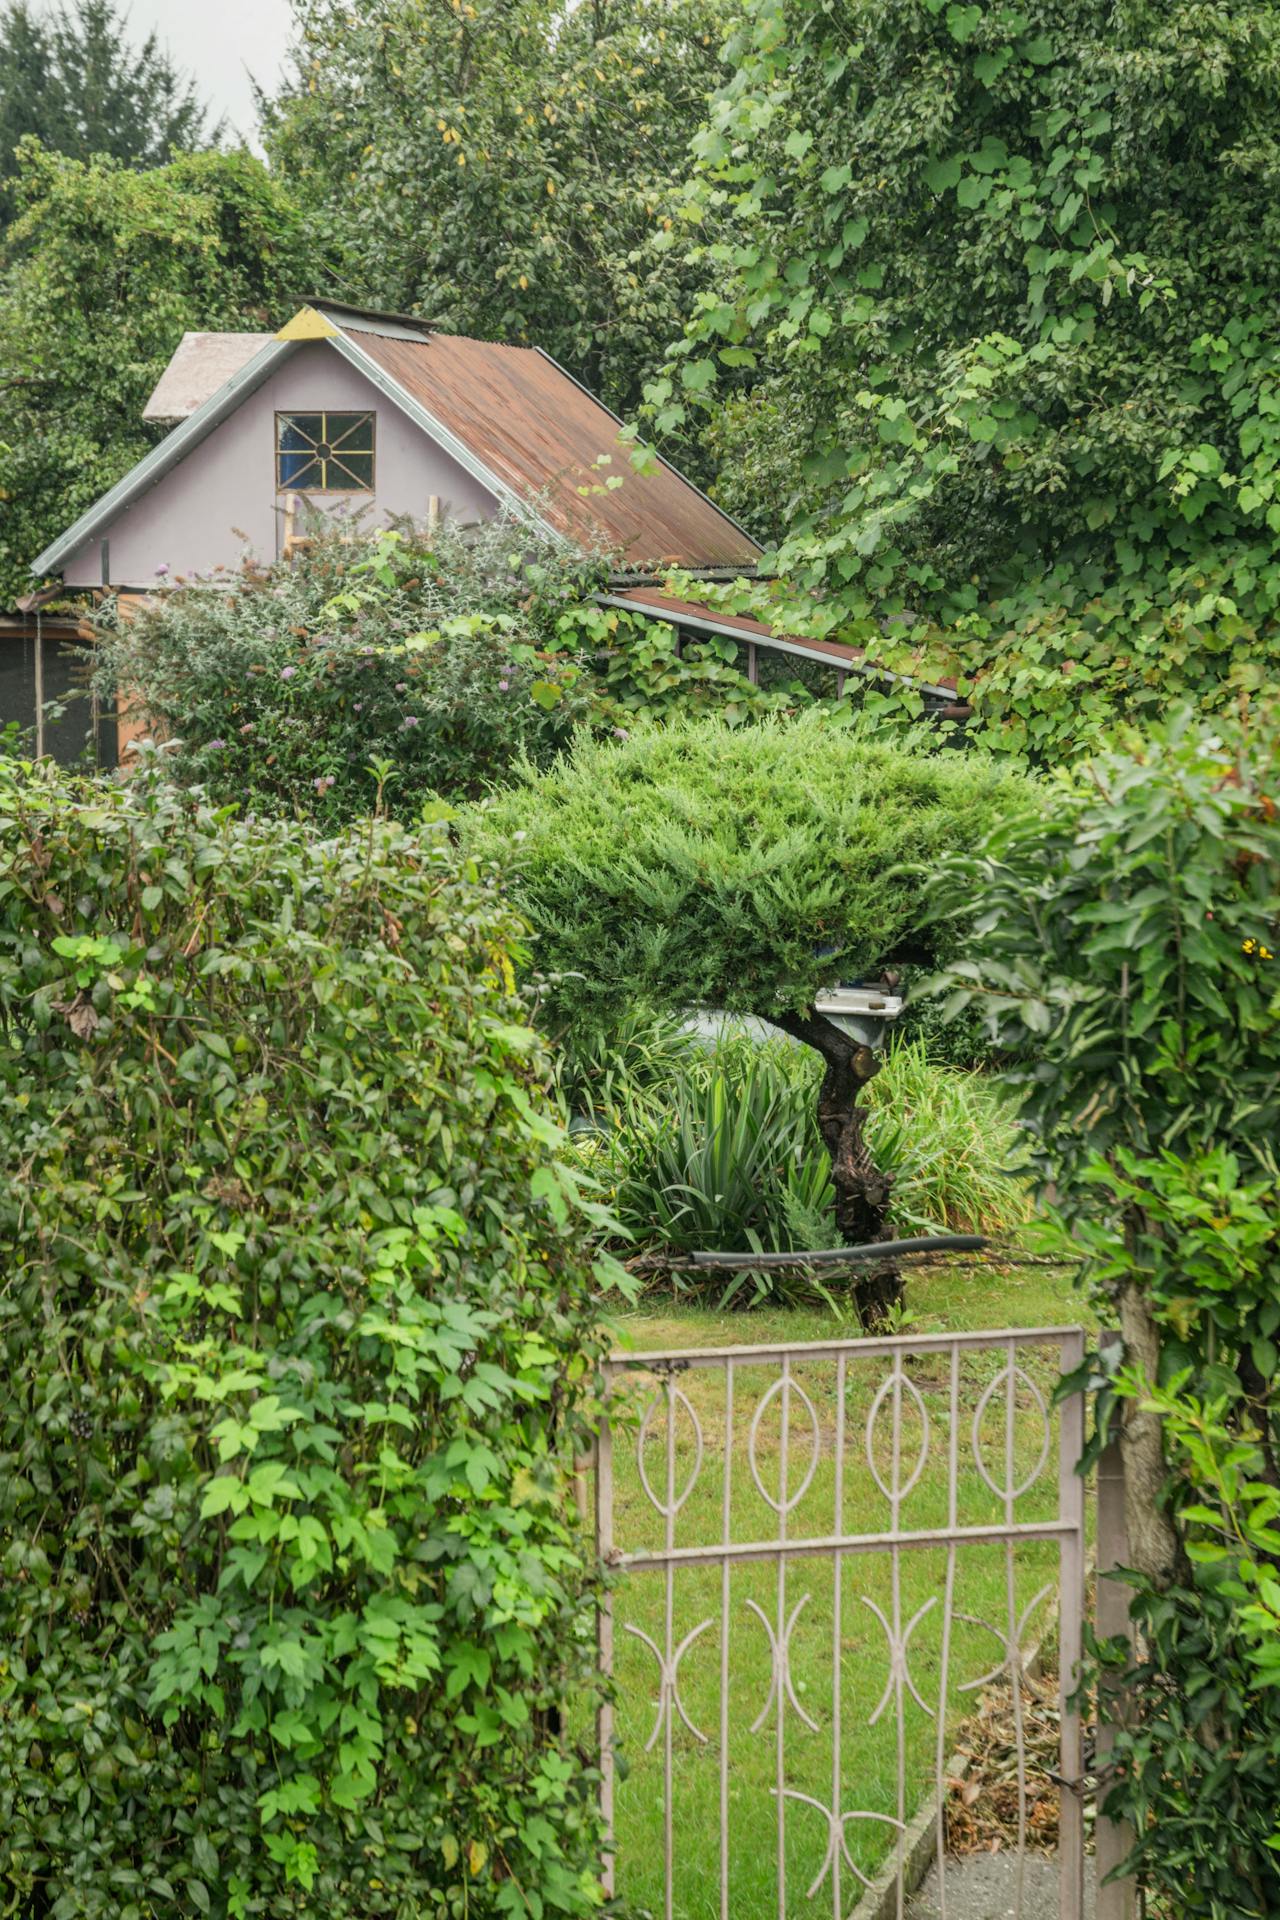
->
{"left": 0, "top": 0, "right": 214, "bottom": 224}
{"left": 652, "top": 0, "right": 1280, "bottom": 757}
{"left": 267, "top": 0, "right": 730, "bottom": 412}
{"left": 2, "top": 144, "right": 313, "bottom": 604}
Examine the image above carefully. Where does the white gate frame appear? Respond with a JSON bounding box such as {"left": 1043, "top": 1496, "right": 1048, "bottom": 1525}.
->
{"left": 595, "top": 1324, "right": 1116, "bottom": 1920}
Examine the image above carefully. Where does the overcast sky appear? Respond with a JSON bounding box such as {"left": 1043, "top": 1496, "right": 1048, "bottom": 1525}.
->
{"left": 115, "top": 0, "right": 296, "bottom": 147}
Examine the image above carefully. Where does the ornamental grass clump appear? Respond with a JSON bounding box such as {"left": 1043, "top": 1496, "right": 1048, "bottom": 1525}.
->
{"left": 0, "top": 756, "right": 615, "bottom": 1917}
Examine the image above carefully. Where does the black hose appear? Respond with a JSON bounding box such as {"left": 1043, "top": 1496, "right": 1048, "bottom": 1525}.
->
{"left": 688, "top": 1234, "right": 989, "bottom": 1269}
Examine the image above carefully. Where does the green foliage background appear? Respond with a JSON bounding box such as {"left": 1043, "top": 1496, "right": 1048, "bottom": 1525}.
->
{"left": 653, "top": 0, "right": 1280, "bottom": 754}
{"left": 266, "top": 0, "right": 731, "bottom": 416}
{"left": 0, "top": 757, "right": 615, "bottom": 1916}
{"left": 0, "top": 0, "right": 212, "bottom": 224}
{"left": 0, "top": 143, "right": 312, "bottom": 606}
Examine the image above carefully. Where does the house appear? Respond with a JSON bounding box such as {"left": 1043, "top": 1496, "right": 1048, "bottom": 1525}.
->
{"left": 31, "top": 300, "right": 760, "bottom": 590}
{"left": 18, "top": 300, "right": 962, "bottom": 762}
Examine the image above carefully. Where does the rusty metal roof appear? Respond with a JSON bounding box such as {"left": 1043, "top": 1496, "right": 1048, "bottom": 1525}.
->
{"left": 350, "top": 328, "right": 760, "bottom": 572}
{"left": 604, "top": 588, "right": 964, "bottom": 702}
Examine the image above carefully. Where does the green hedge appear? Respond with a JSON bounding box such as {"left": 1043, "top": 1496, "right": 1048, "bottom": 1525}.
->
{"left": 0, "top": 758, "right": 613, "bottom": 1917}
{"left": 932, "top": 709, "right": 1280, "bottom": 1915}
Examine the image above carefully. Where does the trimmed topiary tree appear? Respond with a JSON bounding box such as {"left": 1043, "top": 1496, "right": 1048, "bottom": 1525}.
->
{"left": 0, "top": 756, "right": 614, "bottom": 1916}
{"left": 466, "top": 710, "right": 1029, "bottom": 1311}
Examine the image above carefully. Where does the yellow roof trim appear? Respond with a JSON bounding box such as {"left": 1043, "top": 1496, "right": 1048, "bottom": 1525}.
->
{"left": 275, "top": 306, "right": 339, "bottom": 342}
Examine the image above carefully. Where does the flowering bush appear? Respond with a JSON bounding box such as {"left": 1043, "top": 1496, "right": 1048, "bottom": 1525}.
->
{"left": 0, "top": 755, "right": 618, "bottom": 1916}
{"left": 93, "top": 521, "right": 604, "bottom": 817}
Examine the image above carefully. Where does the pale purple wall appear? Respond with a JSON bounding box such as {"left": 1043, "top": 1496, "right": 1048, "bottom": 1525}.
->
{"left": 63, "top": 342, "right": 499, "bottom": 586}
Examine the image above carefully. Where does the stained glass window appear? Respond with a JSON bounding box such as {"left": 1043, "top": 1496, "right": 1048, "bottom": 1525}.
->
{"left": 276, "top": 411, "right": 375, "bottom": 492}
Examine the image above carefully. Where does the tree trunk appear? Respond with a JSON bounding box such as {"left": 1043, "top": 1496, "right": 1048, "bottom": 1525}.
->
{"left": 1117, "top": 1278, "right": 1181, "bottom": 1589}
{"left": 771, "top": 1008, "right": 900, "bottom": 1323}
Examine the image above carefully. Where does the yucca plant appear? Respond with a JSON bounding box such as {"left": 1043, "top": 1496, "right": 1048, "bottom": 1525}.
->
{"left": 563, "top": 1016, "right": 1030, "bottom": 1306}
{"left": 612, "top": 1053, "right": 828, "bottom": 1253}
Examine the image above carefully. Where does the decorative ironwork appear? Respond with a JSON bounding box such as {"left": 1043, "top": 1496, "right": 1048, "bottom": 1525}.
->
{"left": 774, "top": 1789, "right": 908, "bottom": 1897}
{"left": 636, "top": 1386, "right": 704, "bottom": 1517}
{"left": 623, "top": 1617, "right": 714, "bottom": 1750}
{"left": 596, "top": 1326, "right": 1089, "bottom": 1920}
{"left": 955, "top": 1584, "right": 1055, "bottom": 1702}
{"left": 861, "top": 1593, "right": 938, "bottom": 1724}
{"left": 744, "top": 1591, "right": 819, "bottom": 1733}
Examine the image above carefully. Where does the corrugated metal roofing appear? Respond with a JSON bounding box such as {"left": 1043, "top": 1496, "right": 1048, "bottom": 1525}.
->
{"left": 605, "top": 588, "right": 964, "bottom": 701}
{"left": 608, "top": 588, "right": 863, "bottom": 662}
{"left": 142, "top": 331, "right": 275, "bottom": 423}
{"left": 350, "top": 328, "right": 760, "bottom": 572}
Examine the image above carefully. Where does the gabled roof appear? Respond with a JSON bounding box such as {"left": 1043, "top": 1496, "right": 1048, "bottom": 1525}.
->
{"left": 142, "top": 331, "right": 274, "bottom": 423}
{"left": 32, "top": 303, "right": 760, "bottom": 579}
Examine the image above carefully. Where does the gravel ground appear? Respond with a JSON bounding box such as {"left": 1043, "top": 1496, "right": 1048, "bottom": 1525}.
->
{"left": 907, "top": 1853, "right": 1096, "bottom": 1919}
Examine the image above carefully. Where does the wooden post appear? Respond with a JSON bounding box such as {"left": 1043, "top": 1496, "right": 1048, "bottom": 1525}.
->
{"left": 110, "top": 593, "right": 158, "bottom": 766}
{"left": 1096, "top": 1330, "right": 1138, "bottom": 1920}
{"left": 33, "top": 611, "right": 45, "bottom": 758}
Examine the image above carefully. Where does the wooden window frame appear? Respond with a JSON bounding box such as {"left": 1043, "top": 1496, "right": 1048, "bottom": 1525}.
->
{"left": 275, "top": 409, "right": 376, "bottom": 495}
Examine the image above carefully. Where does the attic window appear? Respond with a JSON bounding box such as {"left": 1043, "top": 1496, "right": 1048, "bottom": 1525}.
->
{"left": 276, "top": 411, "right": 375, "bottom": 492}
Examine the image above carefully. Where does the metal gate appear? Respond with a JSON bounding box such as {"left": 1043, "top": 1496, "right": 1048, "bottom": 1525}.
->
{"left": 596, "top": 1325, "right": 1093, "bottom": 1920}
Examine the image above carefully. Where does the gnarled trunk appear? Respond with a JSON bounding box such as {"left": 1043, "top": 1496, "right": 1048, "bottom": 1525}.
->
{"left": 771, "top": 1007, "right": 900, "bottom": 1323}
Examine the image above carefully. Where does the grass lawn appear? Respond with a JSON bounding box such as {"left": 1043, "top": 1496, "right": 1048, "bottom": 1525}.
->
{"left": 603, "top": 1257, "right": 1096, "bottom": 1920}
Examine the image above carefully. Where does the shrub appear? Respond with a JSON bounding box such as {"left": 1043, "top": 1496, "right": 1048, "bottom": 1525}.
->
{"left": 553, "top": 1002, "right": 705, "bottom": 1131}
{"left": 0, "top": 755, "right": 615, "bottom": 1917}
{"left": 863, "top": 1039, "right": 1030, "bottom": 1239}
{"left": 92, "top": 520, "right": 603, "bottom": 817}
{"left": 931, "top": 707, "right": 1280, "bottom": 1916}
{"left": 467, "top": 711, "right": 1030, "bottom": 1308}
{"left": 92, "top": 522, "right": 802, "bottom": 819}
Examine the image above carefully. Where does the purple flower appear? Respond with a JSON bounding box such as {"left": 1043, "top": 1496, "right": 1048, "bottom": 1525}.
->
{"left": 613, "top": 726, "right": 630, "bottom": 739}
{"left": 207, "top": 738, "right": 226, "bottom": 750}
{"left": 154, "top": 562, "right": 169, "bottom": 578}
{"left": 239, "top": 722, "right": 256, "bottom": 735}
{"left": 280, "top": 665, "right": 297, "bottom": 680}
{"left": 353, "top": 700, "right": 364, "bottom": 712}
{"left": 395, "top": 681, "right": 408, "bottom": 692}
{"left": 498, "top": 679, "right": 511, "bottom": 691}
{"left": 401, "top": 715, "right": 420, "bottom": 729}
{"left": 314, "top": 774, "right": 336, "bottom": 792}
